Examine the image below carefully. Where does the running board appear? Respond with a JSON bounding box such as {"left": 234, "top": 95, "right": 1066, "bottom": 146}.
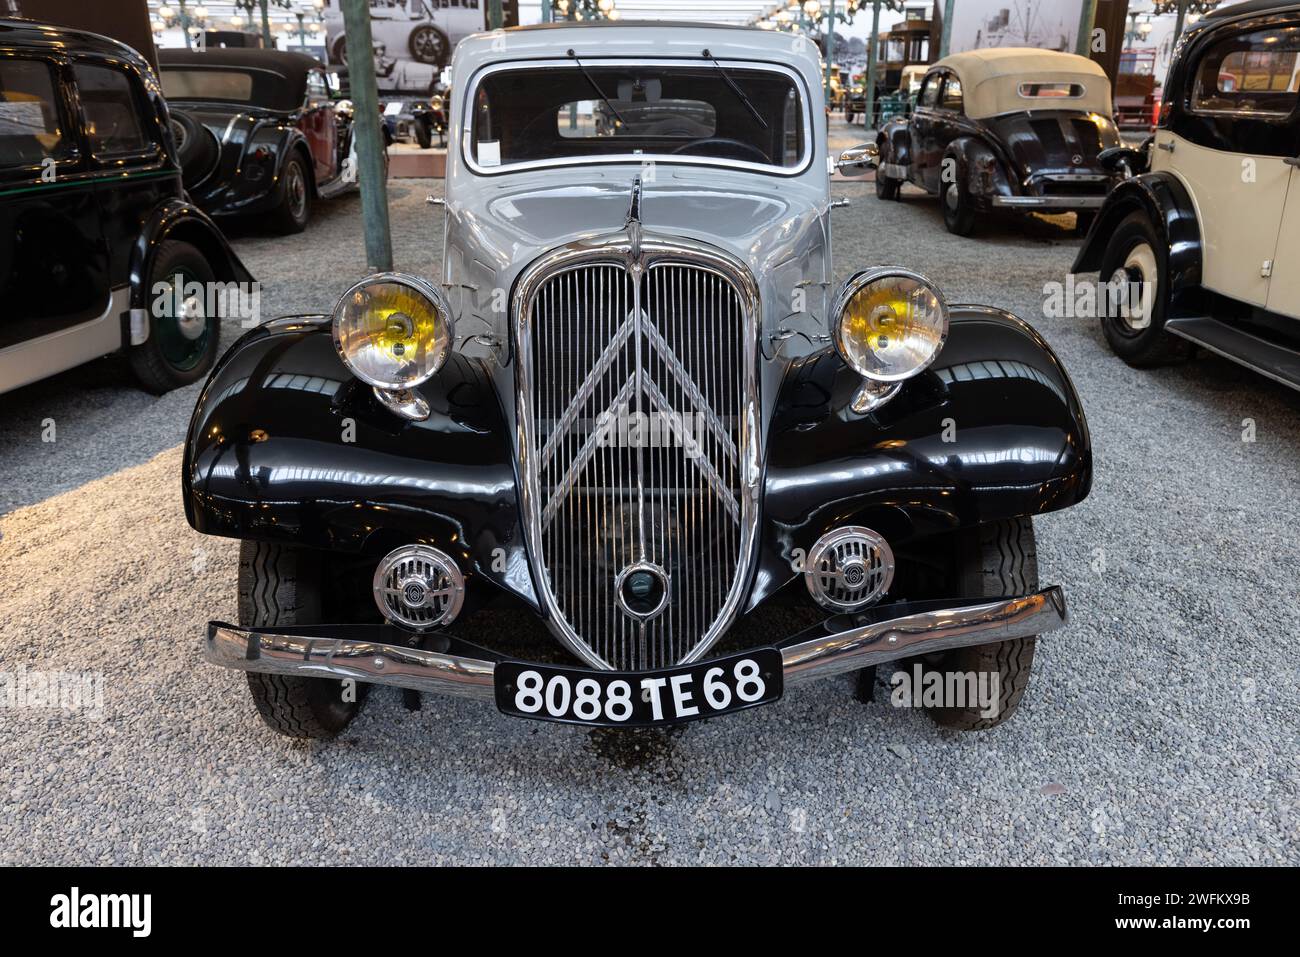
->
{"left": 1165, "top": 316, "right": 1300, "bottom": 391}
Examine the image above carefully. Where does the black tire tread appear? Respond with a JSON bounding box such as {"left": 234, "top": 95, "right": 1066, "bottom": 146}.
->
{"left": 1098, "top": 211, "right": 1190, "bottom": 367}
{"left": 239, "top": 541, "right": 359, "bottom": 739}
{"left": 928, "top": 517, "right": 1038, "bottom": 731}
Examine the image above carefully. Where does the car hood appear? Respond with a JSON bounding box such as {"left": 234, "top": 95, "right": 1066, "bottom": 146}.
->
{"left": 443, "top": 165, "right": 832, "bottom": 360}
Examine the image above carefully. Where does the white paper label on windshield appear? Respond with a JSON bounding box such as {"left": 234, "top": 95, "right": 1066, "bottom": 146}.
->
{"left": 478, "top": 140, "right": 501, "bottom": 167}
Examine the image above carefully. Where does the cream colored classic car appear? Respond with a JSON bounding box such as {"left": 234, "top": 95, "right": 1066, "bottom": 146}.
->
{"left": 1074, "top": 0, "right": 1300, "bottom": 385}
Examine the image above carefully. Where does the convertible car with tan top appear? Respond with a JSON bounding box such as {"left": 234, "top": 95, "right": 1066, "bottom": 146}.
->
{"left": 875, "top": 48, "right": 1123, "bottom": 236}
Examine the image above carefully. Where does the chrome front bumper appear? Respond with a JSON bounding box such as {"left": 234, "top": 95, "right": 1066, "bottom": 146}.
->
{"left": 992, "top": 195, "right": 1107, "bottom": 209}
{"left": 205, "top": 587, "right": 1067, "bottom": 703}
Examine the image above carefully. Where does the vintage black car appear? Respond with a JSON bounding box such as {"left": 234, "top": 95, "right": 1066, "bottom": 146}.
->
{"left": 159, "top": 48, "right": 359, "bottom": 234}
{"left": 0, "top": 20, "right": 250, "bottom": 395}
{"left": 185, "top": 23, "right": 1090, "bottom": 740}
{"left": 1074, "top": 0, "right": 1300, "bottom": 386}
{"left": 876, "top": 48, "right": 1122, "bottom": 236}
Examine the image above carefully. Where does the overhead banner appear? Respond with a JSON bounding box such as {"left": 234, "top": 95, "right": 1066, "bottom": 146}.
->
{"left": 947, "top": 0, "right": 1087, "bottom": 55}
{"left": 320, "top": 0, "right": 519, "bottom": 94}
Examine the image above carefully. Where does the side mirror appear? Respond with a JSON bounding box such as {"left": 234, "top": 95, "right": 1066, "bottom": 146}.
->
{"left": 836, "top": 143, "right": 879, "bottom": 177}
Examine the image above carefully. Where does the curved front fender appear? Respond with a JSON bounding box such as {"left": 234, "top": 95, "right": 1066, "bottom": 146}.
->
{"left": 747, "top": 305, "right": 1091, "bottom": 611}
{"left": 182, "top": 317, "right": 537, "bottom": 610}
{"left": 129, "top": 199, "right": 254, "bottom": 309}
{"left": 1071, "top": 172, "right": 1202, "bottom": 311}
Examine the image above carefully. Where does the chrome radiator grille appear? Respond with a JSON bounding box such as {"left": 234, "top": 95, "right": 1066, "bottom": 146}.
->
{"left": 521, "top": 255, "right": 754, "bottom": 671}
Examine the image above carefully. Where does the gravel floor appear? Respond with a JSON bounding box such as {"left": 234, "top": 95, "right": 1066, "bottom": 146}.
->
{"left": 1, "top": 121, "right": 1296, "bottom": 865}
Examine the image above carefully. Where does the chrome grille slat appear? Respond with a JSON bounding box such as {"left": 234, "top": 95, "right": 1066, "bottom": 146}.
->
{"left": 521, "top": 251, "right": 753, "bottom": 671}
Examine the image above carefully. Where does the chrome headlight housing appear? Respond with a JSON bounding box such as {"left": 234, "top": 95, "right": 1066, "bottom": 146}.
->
{"left": 832, "top": 268, "right": 949, "bottom": 383}
{"left": 332, "top": 273, "right": 453, "bottom": 390}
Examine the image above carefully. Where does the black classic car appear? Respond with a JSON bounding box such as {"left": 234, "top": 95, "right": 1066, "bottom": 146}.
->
{"left": 876, "top": 48, "right": 1122, "bottom": 236}
{"left": 159, "top": 48, "right": 362, "bottom": 234}
{"left": 1074, "top": 0, "right": 1300, "bottom": 388}
{"left": 0, "top": 20, "right": 249, "bottom": 395}
{"left": 185, "top": 24, "right": 1090, "bottom": 740}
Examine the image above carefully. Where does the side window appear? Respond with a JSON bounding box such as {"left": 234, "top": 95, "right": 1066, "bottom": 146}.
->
{"left": 919, "top": 74, "right": 941, "bottom": 109}
{"left": 307, "top": 70, "right": 328, "bottom": 100}
{"left": 0, "top": 59, "right": 71, "bottom": 169}
{"left": 72, "top": 62, "right": 152, "bottom": 155}
{"left": 1192, "top": 23, "right": 1300, "bottom": 116}
{"left": 940, "top": 75, "right": 964, "bottom": 113}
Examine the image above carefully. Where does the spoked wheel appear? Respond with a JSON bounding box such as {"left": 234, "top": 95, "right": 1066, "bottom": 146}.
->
{"left": 409, "top": 26, "right": 448, "bottom": 67}
{"left": 128, "top": 240, "right": 220, "bottom": 393}
{"left": 1097, "top": 211, "right": 1188, "bottom": 366}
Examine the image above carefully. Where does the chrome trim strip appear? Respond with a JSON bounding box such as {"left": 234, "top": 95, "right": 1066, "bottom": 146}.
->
{"left": 992, "top": 195, "right": 1107, "bottom": 208}
{"left": 781, "top": 587, "right": 1067, "bottom": 685}
{"left": 512, "top": 230, "right": 762, "bottom": 670}
{"left": 204, "top": 587, "right": 1066, "bottom": 699}
{"left": 461, "top": 58, "right": 815, "bottom": 179}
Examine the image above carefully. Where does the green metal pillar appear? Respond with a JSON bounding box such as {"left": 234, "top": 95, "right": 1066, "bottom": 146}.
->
{"left": 1076, "top": 0, "right": 1098, "bottom": 57}
{"left": 488, "top": 0, "right": 504, "bottom": 30}
{"left": 824, "top": 0, "right": 836, "bottom": 107}
{"left": 939, "top": 0, "right": 954, "bottom": 58}
{"left": 865, "top": 0, "right": 880, "bottom": 131}
{"left": 340, "top": 0, "right": 393, "bottom": 273}
{"left": 259, "top": 0, "right": 273, "bottom": 48}
{"left": 1174, "top": 0, "right": 1189, "bottom": 43}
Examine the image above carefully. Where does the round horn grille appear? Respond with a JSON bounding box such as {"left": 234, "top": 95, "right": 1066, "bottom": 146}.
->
{"left": 372, "top": 545, "right": 465, "bottom": 631}
{"left": 804, "top": 526, "right": 894, "bottom": 612}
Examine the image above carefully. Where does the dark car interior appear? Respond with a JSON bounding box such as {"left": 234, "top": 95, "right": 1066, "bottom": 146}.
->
{"left": 471, "top": 65, "right": 805, "bottom": 169}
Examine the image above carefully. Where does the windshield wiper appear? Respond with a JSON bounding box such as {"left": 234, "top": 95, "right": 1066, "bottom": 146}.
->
{"left": 568, "top": 49, "right": 625, "bottom": 128}
{"left": 702, "top": 48, "right": 769, "bottom": 130}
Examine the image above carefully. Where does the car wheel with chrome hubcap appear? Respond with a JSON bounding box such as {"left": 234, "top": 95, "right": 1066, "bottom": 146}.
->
{"left": 1098, "top": 211, "right": 1188, "bottom": 366}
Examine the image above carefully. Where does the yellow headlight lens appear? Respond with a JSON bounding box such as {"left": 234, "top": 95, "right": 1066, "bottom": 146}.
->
{"left": 332, "top": 274, "right": 452, "bottom": 390}
{"left": 834, "top": 270, "right": 948, "bottom": 382}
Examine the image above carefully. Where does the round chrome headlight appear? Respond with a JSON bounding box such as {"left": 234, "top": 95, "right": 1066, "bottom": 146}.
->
{"left": 833, "top": 268, "right": 948, "bottom": 382}
{"left": 332, "top": 273, "right": 453, "bottom": 390}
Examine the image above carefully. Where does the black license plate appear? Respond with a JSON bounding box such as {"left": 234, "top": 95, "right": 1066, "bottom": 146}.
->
{"left": 494, "top": 648, "right": 783, "bottom": 728}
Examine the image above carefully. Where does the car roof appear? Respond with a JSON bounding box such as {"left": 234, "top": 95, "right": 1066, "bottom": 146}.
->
{"left": 0, "top": 17, "right": 153, "bottom": 69}
{"left": 930, "top": 47, "right": 1111, "bottom": 119}
{"left": 932, "top": 47, "right": 1107, "bottom": 83}
{"left": 158, "top": 47, "right": 324, "bottom": 77}
{"left": 1204, "top": 0, "right": 1300, "bottom": 20}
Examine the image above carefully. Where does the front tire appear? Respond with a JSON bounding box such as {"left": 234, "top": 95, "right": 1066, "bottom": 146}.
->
{"left": 875, "top": 141, "right": 901, "bottom": 200}
{"left": 414, "top": 117, "right": 433, "bottom": 150}
{"left": 1097, "top": 211, "right": 1187, "bottom": 366}
{"left": 128, "top": 240, "right": 220, "bottom": 394}
{"left": 239, "top": 542, "right": 366, "bottom": 739}
{"left": 409, "top": 26, "right": 449, "bottom": 67}
{"left": 925, "top": 518, "right": 1039, "bottom": 731}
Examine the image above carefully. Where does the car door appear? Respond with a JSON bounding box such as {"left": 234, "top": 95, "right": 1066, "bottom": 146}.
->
{"left": 910, "top": 71, "right": 943, "bottom": 191}
{"left": 0, "top": 54, "right": 110, "bottom": 360}
{"left": 934, "top": 70, "right": 967, "bottom": 181}
{"left": 301, "top": 68, "right": 337, "bottom": 183}
{"left": 1157, "top": 20, "right": 1300, "bottom": 311}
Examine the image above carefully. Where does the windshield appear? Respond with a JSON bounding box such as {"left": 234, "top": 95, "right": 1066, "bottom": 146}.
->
{"left": 468, "top": 63, "right": 807, "bottom": 172}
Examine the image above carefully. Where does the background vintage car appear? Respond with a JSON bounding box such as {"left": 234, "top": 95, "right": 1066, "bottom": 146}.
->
{"left": 0, "top": 19, "right": 250, "bottom": 396}
{"left": 181, "top": 23, "right": 1090, "bottom": 739}
{"left": 160, "top": 48, "right": 364, "bottom": 234}
{"left": 1074, "top": 0, "right": 1300, "bottom": 389}
{"left": 877, "top": 48, "right": 1122, "bottom": 236}
{"left": 322, "top": 0, "right": 486, "bottom": 73}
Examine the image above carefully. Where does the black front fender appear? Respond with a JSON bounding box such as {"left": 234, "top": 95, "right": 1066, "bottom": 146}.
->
{"left": 747, "top": 305, "right": 1091, "bottom": 611}
{"left": 182, "top": 317, "right": 537, "bottom": 610}
{"left": 1071, "top": 172, "right": 1202, "bottom": 310}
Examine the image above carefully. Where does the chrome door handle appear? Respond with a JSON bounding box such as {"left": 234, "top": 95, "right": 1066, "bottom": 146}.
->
{"left": 1156, "top": 141, "right": 1175, "bottom": 153}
